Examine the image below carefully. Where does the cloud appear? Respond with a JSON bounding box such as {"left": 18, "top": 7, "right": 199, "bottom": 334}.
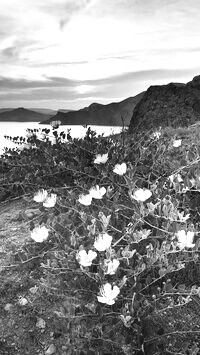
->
{"left": 59, "top": 0, "right": 97, "bottom": 29}
{"left": 0, "top": 0, "right": 200, "bottom": 109}
{"left": 0, "top": 67, "right": 199, "bottom": 109}
{"left": 88, "top": 68, "right": 198, "bottom": 86}
{"left": 0, "top": 76, "right": 77, "bottom": 90}
{"left": 1, "top": 46, "right": 16, "bottom": 58}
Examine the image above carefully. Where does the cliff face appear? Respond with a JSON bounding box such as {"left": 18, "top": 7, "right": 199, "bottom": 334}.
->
{"left": 40, "top": 93, "right": 144, "bottom": 126}
{"left": 129, "top": 75, "right": 200, "bottom": 132}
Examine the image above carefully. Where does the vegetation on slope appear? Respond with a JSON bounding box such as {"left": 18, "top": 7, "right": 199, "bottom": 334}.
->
{"left": 0, "top": 123, "right": 200, "bottom": 354}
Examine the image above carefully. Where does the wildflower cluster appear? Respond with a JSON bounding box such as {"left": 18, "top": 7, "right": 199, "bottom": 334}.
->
{"left": 2, "top": 125, "right": 200, "bottom": 354}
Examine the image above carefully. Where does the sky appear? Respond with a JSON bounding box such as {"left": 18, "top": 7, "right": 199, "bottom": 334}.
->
{"left": 1, "top": 0, "right": 200, "bottom": 110}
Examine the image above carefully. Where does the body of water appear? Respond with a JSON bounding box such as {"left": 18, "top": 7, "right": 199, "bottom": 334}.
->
{"left": 0, "top": 122, "right": 125, "bottom": 154}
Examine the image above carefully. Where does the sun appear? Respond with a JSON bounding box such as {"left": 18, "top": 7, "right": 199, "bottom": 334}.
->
{"left": 75, "top": 84, "right": 94, "bottom": 94}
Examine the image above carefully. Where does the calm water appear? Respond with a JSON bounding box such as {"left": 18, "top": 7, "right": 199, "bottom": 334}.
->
{"left": 0, "top": 122, "right": 125, "bottom": 154}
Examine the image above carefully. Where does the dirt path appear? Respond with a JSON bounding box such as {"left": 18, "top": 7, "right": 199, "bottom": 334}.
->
{"left": 0, "top": 196, "right": 40, "bottom": 269}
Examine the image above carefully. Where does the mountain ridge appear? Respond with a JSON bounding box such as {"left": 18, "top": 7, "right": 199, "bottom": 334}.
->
{"left": 40, "top": 93, "right": 144, "bottom": 126}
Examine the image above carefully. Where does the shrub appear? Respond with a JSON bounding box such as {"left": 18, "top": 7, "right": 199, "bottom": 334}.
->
{"left": 2, "top": 124, "right": 200, "bottom": 354}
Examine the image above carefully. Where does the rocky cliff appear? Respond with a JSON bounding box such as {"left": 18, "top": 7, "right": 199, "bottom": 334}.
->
{"left": 129, "top": 75, "right": 200, "bottom": 132}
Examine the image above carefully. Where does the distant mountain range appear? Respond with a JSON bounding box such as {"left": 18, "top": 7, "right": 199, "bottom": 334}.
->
{"left": 0, "top": 107, "right": 73, "bottom": 122}
{"left": 0, "top": 94, "right": 144, "bottom": 126}
{"left": 0, "top": 107, "right": 54, "bottom": 122}
{"left": 40, "top": 93, "right": 144, "bottom": 126}
{"left": 129, "top": 75, "right": 200, "bottom": 132}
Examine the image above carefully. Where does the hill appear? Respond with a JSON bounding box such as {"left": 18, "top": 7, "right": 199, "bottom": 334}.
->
{"left": 40, "top": 93, "right": 144, "bottom": 126}
{"left": 129, "top": 75, "right": 200, "bottom": 132}
{"left": 29, "top": 108, "right": 73, "bottom": 115}
{"left": 0, "top": 107, "right": 54, "bottom": 122}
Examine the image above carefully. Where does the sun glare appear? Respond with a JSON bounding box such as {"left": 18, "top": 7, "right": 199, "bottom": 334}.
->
{"left": 75, "top": 84, "right": 94, "bottom": 94}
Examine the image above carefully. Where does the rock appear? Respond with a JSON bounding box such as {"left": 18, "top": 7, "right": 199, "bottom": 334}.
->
{"left": 129, "top": 75, "right": 200, "bottom": 133}
{"left": 45, "top": 344, "right": 56, "bottom": 354}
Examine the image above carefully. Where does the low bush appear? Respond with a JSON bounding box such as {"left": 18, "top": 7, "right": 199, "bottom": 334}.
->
{"left": 1, "top": 124, "right": 200, "bottom": 354}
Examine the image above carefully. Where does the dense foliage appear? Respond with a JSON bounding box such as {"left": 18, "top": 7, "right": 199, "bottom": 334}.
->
{"left": 1, "top": 123, "right": 200, "bottom": 354}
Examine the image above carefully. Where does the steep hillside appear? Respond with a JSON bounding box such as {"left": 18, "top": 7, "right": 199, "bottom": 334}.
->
{"left": 129, "top": 75, "right": 200, "bottom": 132}
{"left": 0, "top": 107, "right": 54, "bottom": 122}
{"left": 40, "top": 93, "right": 144, "bottom": 126}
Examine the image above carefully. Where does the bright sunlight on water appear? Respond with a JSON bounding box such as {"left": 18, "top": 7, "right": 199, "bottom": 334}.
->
{"left": 0, "top": 122, "right": 125, "bottom": 154}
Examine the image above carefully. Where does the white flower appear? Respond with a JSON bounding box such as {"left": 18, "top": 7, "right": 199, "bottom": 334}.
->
{"left": 26, "top": 131, "right": 34, "bottom": 138}
{"left": 97, "top": 283, "right": 120, "bottom": 305}
{"left": 113, "top": 163, "right": 127, "bottom": 175}
{"left": 169, "top": 174, "right": 183, "bottom": 183}
{"left": 36, "top": 132, "right": 46, "bottom": 141}
{"left": 176, "top": 230, "right": 195, "bottom": 250}
{"left": 33, "top": 189, "right": 48, "bottom": 203}
{"left": 122, "top": 248, "right": 136, "bottom": 259}
{"left": 24, "top": 143, "right": 31, "bottom": 149}
{"left": 152, "top": 131, "right": 161, "bottom": 139}
{"left": 31, "top": 226, "right": 49, "bottom": 243}
{"left": 89, "top": 185, "right": 106, "bottom": 199}
{"left": 177, "top": 211, "right": 190, "bottom": 222}
{"left": 18, "top": 297, "right": 28, "bottom": 306}
{"left": 43, "top": 194, "right": 57, "bottom": 208}
{"left": 78, "top": 193, "right": 92, "bottom": 206}
{"left": 94, "top": 153, "right": 108, "bottom": 164}
{"left": 51, "top": 138, "right": 57, "bottom": 145}
{"left": 177, "top": 174, "right": 183, "bottom": 183}
{"left": 104, "top": 259, "right": 120, "bottom": 275}
{"left": 168, "top": 174, "right": 174, "bottom": 183}
{"left": 76, "top": 250, "right": 97, "bottom": 267}
{"left": 94, "top": 233, "right": 112, "bottom": 252}
{"left": 50, "top": 120, "right": 61, "bottom": 129}
{"left": 173, "top": 139, "right": 182, "bottom": 147}
{"left": 132, "top": 188, "right": 152, "bottom": 202}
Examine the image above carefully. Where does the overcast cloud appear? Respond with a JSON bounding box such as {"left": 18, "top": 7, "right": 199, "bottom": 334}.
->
{"left": 0, "top": 0, "right": 200, "bottom": 109}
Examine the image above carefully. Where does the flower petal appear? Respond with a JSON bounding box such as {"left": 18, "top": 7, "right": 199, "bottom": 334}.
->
{"left": 102, "top": 283, "right": 112, "bottom": 297}
{"left": 88, "top": 250, "right": 97, "bottom": 261}
{"left": 113, "top": 163, "right": 127, "bottom": 175}
{"left": 94, "top": 153, "right": 108, "bottom": 164}
{"left": 78, "top": 194, "right": 92, "bottom": 206}
{"left": 94, "top": 233, "right": 112, "bottom": 251}
{"left": 33, "top": 189, "right": 48, "bottom": 203}
{"left": 43, "top": 194, "right": 57, "bottom": 208}
{"left": 97, "top": 296, "right": 115, "bottom": 305}
{"left": 111, "top": 285, "right": 120, "bottom": 298}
